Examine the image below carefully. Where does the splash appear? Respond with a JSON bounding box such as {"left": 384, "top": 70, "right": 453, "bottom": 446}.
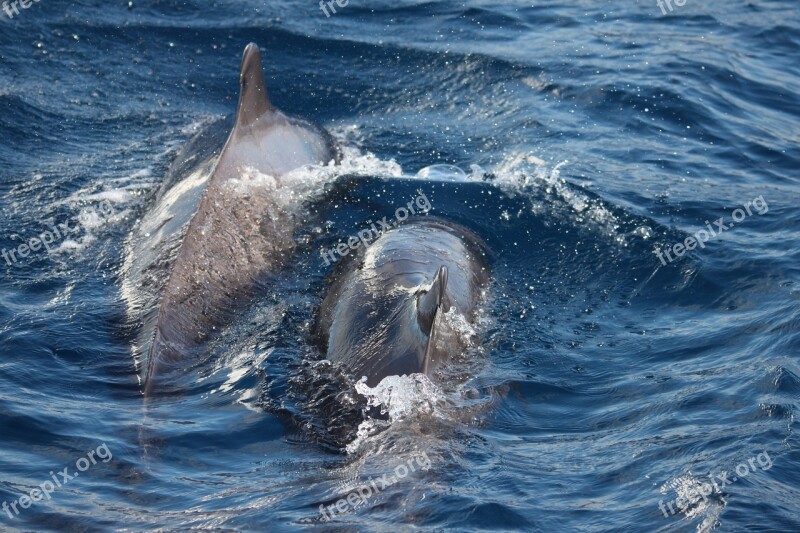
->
{"left": 355, "top": 374, "right": 444, "bottom": 419}
{"left": 441, "top": 308, "right": 479, "bottom": 345}
{"left": 490, "top": 153, "right": 627, "bottom": 243}
{"left": 411, "top": 151, "right": 629, "bottom": 244}
{"left": 275, "top": 144, "right": 403, "bottom": 204}
{"left": 346, "top": 374, "right": 446, "bottom": 454}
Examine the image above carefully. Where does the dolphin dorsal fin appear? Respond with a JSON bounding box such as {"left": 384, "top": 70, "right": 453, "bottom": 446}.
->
{"left": 417, "top": 266, "right": 449, "bottom": 336}
{"left": 418, "top": 266, "right": 449, "bottom": 375}
{"left": 235, "top": 43, "right": 273, "bottom": 130}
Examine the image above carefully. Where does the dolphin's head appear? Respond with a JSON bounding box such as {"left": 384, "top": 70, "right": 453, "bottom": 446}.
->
{"left": 315, "top": 220, "right": 490, "bottom": 387}
{"left": 325, "top": 265, "right": 448, "bottom": 386}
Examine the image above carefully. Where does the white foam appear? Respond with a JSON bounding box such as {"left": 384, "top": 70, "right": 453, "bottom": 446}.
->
{"left": 229, "top": 141, "right": 405, "bottom": 219}
{"left": 346, "top": 373, "right": 445, "bottom": 454}
{"left": 345, "top": 419, "right": 385, "bottom": 455}
{"left": 355, "top": 374, "right": 444, "bottom": 421}
{"left": 360, "top": 147, "right": 627, "bottom": 243}
{"left": 442, "top": 308, "right": 478, "bottom": 344}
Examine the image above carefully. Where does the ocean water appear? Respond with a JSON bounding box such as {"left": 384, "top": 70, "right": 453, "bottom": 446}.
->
{"left": 1, "top": 1, "right": 799, "bottom": 531}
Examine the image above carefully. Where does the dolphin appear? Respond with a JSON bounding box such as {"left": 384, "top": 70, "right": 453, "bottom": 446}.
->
{"left": 123, "top": 43, "right": 338, "bottom": 396}
{"left": 314, "top": 219, "right": 491, "bottom": 387}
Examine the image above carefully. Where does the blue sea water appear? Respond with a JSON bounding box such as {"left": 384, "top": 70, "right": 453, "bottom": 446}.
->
{"left": 1, "top": 0, "right": 799, "bottom": 531}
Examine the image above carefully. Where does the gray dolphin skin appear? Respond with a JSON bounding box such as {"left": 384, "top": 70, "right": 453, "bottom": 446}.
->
{"left": 123, "top": 43, "right": 338, "bottom": 396}
{"left": 315, "top": 219, "right": 491, "bottom": 387}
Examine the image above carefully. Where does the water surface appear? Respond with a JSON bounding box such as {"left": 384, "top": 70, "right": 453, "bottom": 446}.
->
{"left": 0, "top": 1, "right": 798, "bottom": 531}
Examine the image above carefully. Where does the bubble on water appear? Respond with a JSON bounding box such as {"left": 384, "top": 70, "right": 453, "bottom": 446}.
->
{"left": 632, "top": 225, "right": 653, "bottom": 239}
{"left": 414, "top": 164, "right": 468, "bottom": 182}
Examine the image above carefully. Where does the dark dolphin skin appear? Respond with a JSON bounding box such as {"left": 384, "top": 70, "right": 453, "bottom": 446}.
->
{"left": 123, "top": 43, "right": 338, "bottom": 396}
{"left": 314, "top": 219, "right": 491, "bottom": 387}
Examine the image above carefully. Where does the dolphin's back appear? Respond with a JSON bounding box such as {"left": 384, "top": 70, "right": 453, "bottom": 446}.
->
{"left": 122, "top": 118, "right": 230, "bottom": 378}
{"left": 123, "top": 44, "right": 337, "bottom": 395}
